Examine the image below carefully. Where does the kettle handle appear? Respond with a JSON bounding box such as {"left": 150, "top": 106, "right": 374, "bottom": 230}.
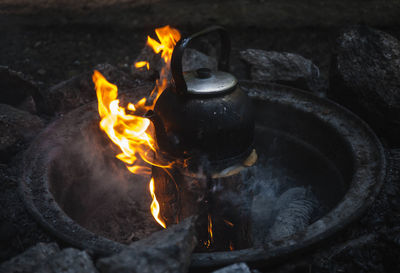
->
{"left": 171, "top": 25, "right": 231, "bottom": 95}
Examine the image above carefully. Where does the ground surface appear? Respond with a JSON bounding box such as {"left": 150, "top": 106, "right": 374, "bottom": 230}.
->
{"left": 0, "top": 24, "right": 336, "bottom": 89}
{"left": 1, "top": 0, "right": 400, "bottom": 29}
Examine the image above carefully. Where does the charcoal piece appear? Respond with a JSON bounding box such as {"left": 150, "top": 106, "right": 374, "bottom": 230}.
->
{"left": 0, "top": 66, "right": 39, "bottom": 109}
{"left": 212, "top": 263, "right": 251, "bottom": 273}
{"left": 267, "top": 187, "right": 317, "bottom": 241}
{"left": 35, "top": 64, "right": 147, "bottom": 115}
{"left": 33, "top": 248, "right": 97, "bottom": 273}
{"left": 0, "top": 242, "right": 59, "bottom": 273}
{"left": 0, "top": 104, "right": 44, "bottom": 162}
{"left": 96, "top": 216, "right": 197, "bottom": 273}
{"left": 329, "top": 25, "right": 400, "bottom": 145}
{"left": 240, "top": 49, "right": 324, "bottom": 93}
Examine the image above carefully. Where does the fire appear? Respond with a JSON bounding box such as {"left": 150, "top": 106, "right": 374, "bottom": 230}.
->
{"left": 147, "top": 26, "right": 180, "bottom": 62}
{"left": 93, "top": 70, "right": 160, "bottom": 175}
{"left": 134, "top": 61, "right": 150, "bottom": 70}
{"left": 204, "top": 214, "right": 214, "bottom": 248}
{"left": 149, "top": 178, "right": 166, "bottom": 228}
{"left": 142, "top": 25, "right": 181, "bottom": 108}
{"left": 93, "top": 25, "right": 181, "bottom": 229}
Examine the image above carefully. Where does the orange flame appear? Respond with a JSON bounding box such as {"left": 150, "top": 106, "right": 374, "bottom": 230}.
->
{"left": 93, "top": 70, "right": 165, "bottom": 175}
{"left": 147, "top": 26, "right": 181, "bottom": 62}
{"left": 205, "top": 214, "right": 213, "bottom": 248}
{"left": 134, "top": 61, "right": 150, "bottom": 70}
{"left": 93, "top": 25, "right": 180, "bottom": 229}
{"left": 140, "top": 25, "right": 181, "bottom": 109}
{"left": 149, "top": 178, "right": 166, "bottom": 228}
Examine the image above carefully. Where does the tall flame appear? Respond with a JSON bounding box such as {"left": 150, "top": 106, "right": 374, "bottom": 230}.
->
{"left": 93, "top": 25, "right": 181, "bottom": 229}
{"left": 149, "top": 178, "right": 166, "bottom": 228}
{"left": 142, "top": 25, "right": 181, "bottom": 109}
{"left": 93, "top": 70, "right": 163, "bottom": 175}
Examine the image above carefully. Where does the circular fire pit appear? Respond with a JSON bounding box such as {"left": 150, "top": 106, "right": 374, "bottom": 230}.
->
{"left": 19, "top": 82, "right": 386, "bottom": 267}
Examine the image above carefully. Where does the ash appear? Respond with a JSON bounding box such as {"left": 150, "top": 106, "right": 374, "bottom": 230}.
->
{"left": 242, "top": 161, "right": 319, "bottom": 245}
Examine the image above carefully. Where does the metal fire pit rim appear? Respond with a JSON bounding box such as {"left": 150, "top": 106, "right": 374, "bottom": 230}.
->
{"left": 18, "top": 82, "right": 386, "bottom": 268}
{"left": 190, "top": 81, "right": 386, "bottom": 268}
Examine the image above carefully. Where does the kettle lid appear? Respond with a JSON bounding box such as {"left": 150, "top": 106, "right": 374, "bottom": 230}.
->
{"left": 184, "top": 68, "right": 237, "bottom": 95}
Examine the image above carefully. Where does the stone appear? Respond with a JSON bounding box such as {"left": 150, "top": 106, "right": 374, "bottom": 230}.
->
{"left": 17, "top": 96, "right": 37, "bottom": 114}
{"left": 0, "top": 66, "right": 39, "bottom": 110}
{"left": 182, "top": 48, "right": 218, "bottom": 72}
{"left": 35, "top": 64, "right": 149, "bottom": 115}
{"left": 97, "top": 216, "right": 197, "bottom": 273}
{"left": 240, "top": 49, "right": 324, "bottom": 93}
{"left": 0, "top": 104, "right": 44, "bottom": 162}
{"left": 37, "top": 69, "right": 46, "bottom": 75}
{"left": 33, "top": 248, "right": 98, "bottom": 273}
{"left": 329, "top": 25, "right": 400, "bottom": 145}
{"left": 385, "top": 227, "right": 400, "bottom": 247}
{"left": 0, "top": 242, "right": 59, "bottom": 273}
{"left": 212, "top": 263, "right": 251, "bottom": 273}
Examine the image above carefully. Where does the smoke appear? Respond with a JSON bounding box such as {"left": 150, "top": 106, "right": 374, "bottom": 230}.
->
{"left": 48, "top": 104, "right": 320, "bottom": 247}
{"left": 267, "top": 187, "right": 317, "bottom": 240}
{"left": 242, "top": 156, "right": 319, "bottom": 246}
{"left": 48, "top": 106, "right": 161, "bottom": 244}
{"left": 175, "top": 149, "right": 320, "bottom": 249}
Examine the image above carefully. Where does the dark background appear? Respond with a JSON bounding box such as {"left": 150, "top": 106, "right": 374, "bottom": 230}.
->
{"left": 1, "top": 0, "right": 400, "bottom": 89}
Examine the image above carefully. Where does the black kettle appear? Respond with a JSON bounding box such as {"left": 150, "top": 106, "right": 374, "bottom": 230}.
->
{"left": 150, "top": 26, "right": 254, "bottom": 171}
